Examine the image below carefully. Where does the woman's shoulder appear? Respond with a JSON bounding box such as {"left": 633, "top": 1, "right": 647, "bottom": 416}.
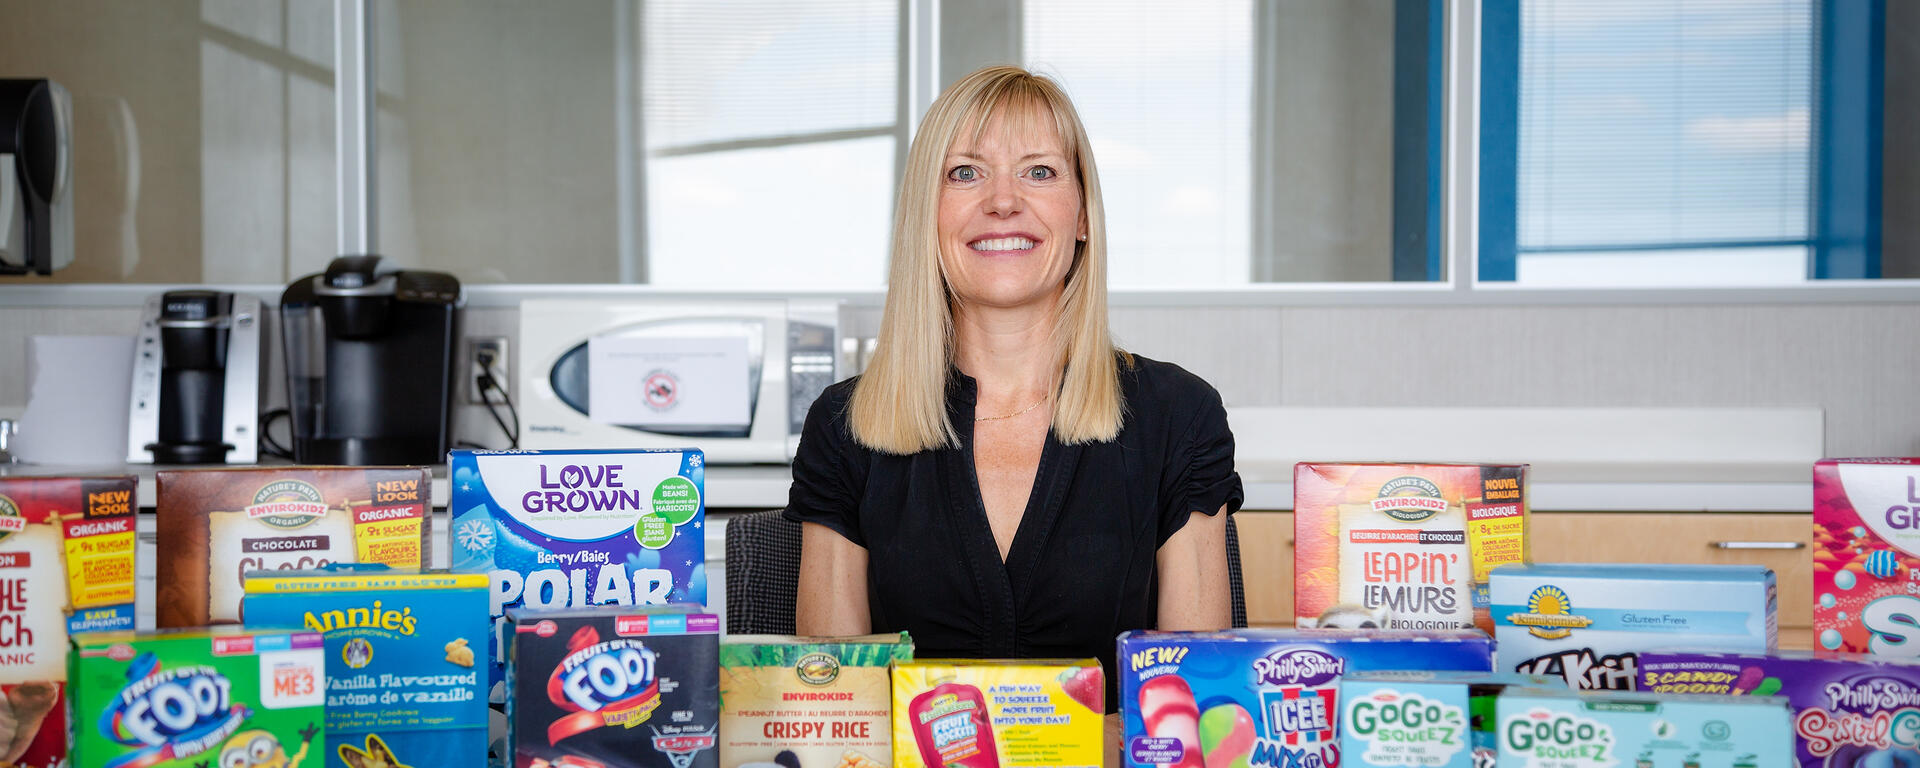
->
{"left": 1119, "top": 352, "right": 1225, "bottom": 409}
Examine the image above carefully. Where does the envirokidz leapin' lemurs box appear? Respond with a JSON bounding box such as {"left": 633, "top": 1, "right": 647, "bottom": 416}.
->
{"left": 1812, "top": 457, "right": 1920, "bottom": 656}
{"left": 156, "top": 467, "right": 431, "bottom": 627}
{"left": 243, "top": 566, "right": 491, "bottom": 768}
{"left": 1338, "top": 671, "right": 1555, "bottom": 768}
{"left": 890, "top": 659, "right": 1105, "bottom": 768}
{"left": 1639, "top": 650, "right": 1920, "bottom": 768}
{"left": 507, "top": 604, "right": 720, "bottom": 768}
{"left": 1495, "top": 687, "right": 1794, "bottom": 767}
{"left": 450, "top": 449, "right": 707, "bottom": 688}
{"left": 0, "top": 475, "right": 137, "bottom": 768}
{"left": 67, "top": 628, "right": 327, "bottom": 768}
{"left": 1294, "top": 463, "right": 1529, "bottom": 632}
{"left": 720, "top": 633, "right": 913, "bottom": 768}
{"left": 1118, "top": 629, "right": 1494, "bottom": 768}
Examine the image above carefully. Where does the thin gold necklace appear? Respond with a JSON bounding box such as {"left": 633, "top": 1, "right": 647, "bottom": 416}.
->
{"left": 975, "top": 396, "right": 1048, "bottom": 422}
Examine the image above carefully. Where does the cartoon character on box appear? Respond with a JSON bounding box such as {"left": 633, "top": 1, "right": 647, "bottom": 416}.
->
{"left": 1812, "top": 458, "right": 1920, "bottom": 655}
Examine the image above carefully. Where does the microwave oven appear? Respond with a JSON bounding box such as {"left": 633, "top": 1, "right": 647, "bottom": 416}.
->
{"left": 518, "top": 299, "right": 841, "bottom": 463}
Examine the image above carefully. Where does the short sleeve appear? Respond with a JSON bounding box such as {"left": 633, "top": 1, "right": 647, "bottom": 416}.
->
{"left": 1157, "top": 385, "right": 1244, "bottom": 547}
{"left": 783, "top": 384, "right": 867, "bottom": 548}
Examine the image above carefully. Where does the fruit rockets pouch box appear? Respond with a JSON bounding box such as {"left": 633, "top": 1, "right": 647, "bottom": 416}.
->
{"left": 1639, "top": 650, "right": 1920, "bottom": 767}
{"left": 1294, "top": 463, "right": 1528, "bottom": 633}
{"left": 156, "top": 467, "right": 431, "bottom": 627}
{"left": 1495, "top": 688, "right": 1794, "bottom": 767}
{"left": 1339, "top": 671, "right": 1556, "bottom": 768}
{"left": 1813, "top": 457, "right": 1920, "bottom": 656}
{"left": 720, "top": 633, "right": 913, "bottom": 768}
{"left": 0, "top": 475, "right": 137, "bottom": 768}
{"left": 243, "top": 565, "right": 491, "bottom": 768}
{"left": 67, "top": 628, "right": 327, "bottom": 768}
{"left": 507, "top": 604, "right": 720, "bottom": 768}
{"left": 889, "top": 659, "right": 1105, "bottom": 768}
{"left": 1118, "top": 629, "right": 1494, "bottom": 768}
{"left": 450, "top": 449, "right": 707, "bottom": 688}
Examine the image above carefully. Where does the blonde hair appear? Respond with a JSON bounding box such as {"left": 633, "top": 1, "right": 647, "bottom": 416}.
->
{"left": 849, "top": 65, "right": 1126, "bottom": 455}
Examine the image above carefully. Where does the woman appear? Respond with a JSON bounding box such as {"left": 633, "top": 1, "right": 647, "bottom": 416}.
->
{"left": 787, "top": 66, "right": 1241, "bottom": 699}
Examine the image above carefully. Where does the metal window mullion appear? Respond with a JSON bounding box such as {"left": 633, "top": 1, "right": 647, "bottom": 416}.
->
{"left": 619, "top": 0, "right": 647, "bottom": 284}
{"left": 334, "top": 0, "right": 376, "bottom": 258}
{"left": 1250, "top": 0, "right": 1279, "bottom": 282}
{"left": 1447, "top": 0, "right": 1483, "bottom": 289}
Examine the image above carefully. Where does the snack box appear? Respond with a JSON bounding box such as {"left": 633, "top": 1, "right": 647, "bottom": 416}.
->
{"left": 1813, "top": 457, "right": 1920, "bottom": 655}
{"left": 67, "top": 627, "right": 327, "bottom": 768}
{"left": 1339, "top": 671, "right": 1556, "bottom": 768}
{"left": 1118, "top": 629, "right": 1495, "bottom": 768}
{"left": 1294, "top": 463, "right": 1529, "bottom": 632}
{"left": 156, "top": 466, "right": 431, "bottom": 627}
{"left": 243, "top": 565, "right": 491, "bottom": 768}
{"left": 1495, "top": 687, "right": 1794, "bottom": 767}
{"left": 0, "top": 475, "right": 137, "bottom": 768}
{"left": 507, "top": 604, "right": 720, "bottom": 768}
{"left": 720, "top": 633, "right": 913, "bottom": 768}
{"left": 1491, "top": 563, "right": 1777, "bottom": 690}
{"left": 450, "top": 448, "right": 707, "bottom": 688}
{"left": 890, "top": 658, "right": 1105, "bottom": 768}
{"left": 1640, "top": 650, "right": 1920, "bottom": 767}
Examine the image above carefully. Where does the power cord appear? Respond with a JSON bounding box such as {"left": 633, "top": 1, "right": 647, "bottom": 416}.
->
{"left": 474, "top": 349, "right": 519, "bottom": 449}
{"left": 259, "top": 408, "right": 295, "bottom": 460}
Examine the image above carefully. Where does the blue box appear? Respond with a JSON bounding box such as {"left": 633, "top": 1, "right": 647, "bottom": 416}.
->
{"left": 1340, "top": 671, "right": 1555, "bottom": 767}
{"left": 1495, "top": 688, "right": 1794, "bottom": 767}
{"left": 1117, "top": 629, "right": 1494, "bottom": 768}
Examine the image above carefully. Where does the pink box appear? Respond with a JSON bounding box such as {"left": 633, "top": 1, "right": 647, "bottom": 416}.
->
{"left": 1812, "top": 457, "right": 1920, "bottom": 655}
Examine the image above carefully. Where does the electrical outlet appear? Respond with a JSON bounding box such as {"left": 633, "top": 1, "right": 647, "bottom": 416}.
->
{"left": 469, "top": 337, "right": 510, "bottom": 405}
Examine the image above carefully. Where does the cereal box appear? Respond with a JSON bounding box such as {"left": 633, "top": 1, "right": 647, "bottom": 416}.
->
{"left": 1813, "top": 457, "right": 1920, "bottom": 656}
{"left": 890, "top": 659, "right": 1105, "bottom": 768}
{"left": 720, "top": 633, "right": 913, "bottom": 768}
{"left": 156, "top": 467, "right": 431, "bottom": 627}
{"left": 67, "top": 627, "right": 327, "bottom": 768}
{"left": 243, "top": 566, "right": 491, "bottom": 768}
{"left": 507, "top": 604, "right": 720, "bottom": 768}
{"left": 450, "top": 449, "right": 707, "bottom": 688}
{"left": 1294, "top": 463, "right": 1529, "bottom": 632}
{"left": 1640, "top": 650, "right": 1920, "bottom": 767}
{"left": 1495, "top": 687, "right": 1794, "bottom": 767}
{"left": 0, "top": 475, "right": 137, "bottom": 768}
{"left": 1118, "top": 629, "right": 1494, "bottom": 768}
{"left": 1491, "top": 563, "right": 1777, "bottom": 690}
{"left": 1339, "top": 671, "right": 1555, "bottom": 768}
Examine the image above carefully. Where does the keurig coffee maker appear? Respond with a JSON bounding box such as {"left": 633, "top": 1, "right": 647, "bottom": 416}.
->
{"left": 281, "top": 254, "right": 462, "bottom": 465}
{"left": 126, "top": 291, "right": 263, "bottom": 464}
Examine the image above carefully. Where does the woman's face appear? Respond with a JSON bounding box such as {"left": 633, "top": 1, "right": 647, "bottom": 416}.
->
{"left": 937, "top": 108, "right": 1087, "bottom": 313}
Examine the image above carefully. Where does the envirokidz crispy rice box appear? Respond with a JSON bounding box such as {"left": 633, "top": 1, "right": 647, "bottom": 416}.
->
{"left": 243, "top": 567, "right": 491, "bottom": 768}
{"left": 1639, "top": 650, "right": 1920, "bottom": 768}
{"left": 0, "top": 475, "right": 137, "bottom": 768}
{"left": 719, "top": 633, "right": 913, "bottom": 768}
{"left": 67, "top": 628, "right": 326, "bottom": 768}
{"left": 507, "top": 604, "right": 720, "bottom": 768}
{"left": 1338, "top": 671, "right": 1555, "bottom": 768}
{"left": 1294, "top": 463, "right": 1529, "bottom": 633}
{"left": 449, "top": 449, "right": 707, "bottom": 689}
{"left": 156, "top": 467, "right": 431, "bottom": 627}
{"left": 890, "top": 659, "right": 1105, "bottom": 768}
{"left": 1812, "top": 457, "right": 1920, "bottom": 656}
{"left": 1495, "top": 687, "right": 1794, "bottom": 768}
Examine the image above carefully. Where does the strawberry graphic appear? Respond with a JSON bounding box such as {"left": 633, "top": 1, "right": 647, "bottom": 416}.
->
{"left": 1058, "top": 666, "right": 1105, "bottom": 712}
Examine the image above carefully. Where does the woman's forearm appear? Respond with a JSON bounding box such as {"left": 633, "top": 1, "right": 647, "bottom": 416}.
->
{"left": 1155, "top": 505, "right": 1232, "bottom": 631}
{"left": 795, "top": 521, "right": 874, "bottom": 636}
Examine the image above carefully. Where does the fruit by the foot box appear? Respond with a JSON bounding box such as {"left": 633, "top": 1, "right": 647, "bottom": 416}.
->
{"left": 1495, "top": 687, "right": 1794, "bottom": 767}
{"left": 889, "top": 659, "right": 1105, "bottom": 768}
{"left": 1338, "top": 671, "right": 1555, "bottom": 768}
{"left": 0, "top": 475, "right": 137, "bottom": 768}
{"left": 1812, "top": 457, "right": 1920, "bottom": 656}
{"left": 719, "top": 633, "right": 913, "bottom": 768}
{"left": 1639, "top": 649, "right": 1920, "bottom": 768}
{"left": 67, "top": 628, "right": 327, "bottom": 768}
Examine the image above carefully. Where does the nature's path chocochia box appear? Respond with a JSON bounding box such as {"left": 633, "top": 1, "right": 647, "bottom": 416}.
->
{"left": 890, "top": 659, "right": 1105, "bottom": 768}
{"left": 1813, "top": 457, "right": 1920, "bottom": 655}
{"left": 1294, "top": 463, "right": 1528, "bottom": 632}
{"left": 156, "top": 467, "right": 431, "bottom": 627}
{"left": 243, "top": 566, "right": 491, "bottom": 768}
{"left": 719, "top": 633, "right": 913, "bottom": 768}
{"left": 0, "top": 475, "right": 138, "bottom": 768}
{"left": 450, "top": 448, "right": 708, "bottom": 688}
{"left": 508, "top": 604, "right": 720, "bottom": 768}
{"left": 67, "top": 628, "right": 326, "bottom": 768}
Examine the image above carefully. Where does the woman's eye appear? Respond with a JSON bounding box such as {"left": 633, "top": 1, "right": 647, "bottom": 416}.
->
{"left": 948, "top": 166, "right": 978, "bottom": 182}
{"left": 1027, "top": 166, "right": 1055, "bottom": 180}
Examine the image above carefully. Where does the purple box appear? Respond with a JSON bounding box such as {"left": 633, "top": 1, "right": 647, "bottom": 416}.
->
{"left": 1639, "top": 650, "right": 1920, "bottom": 767}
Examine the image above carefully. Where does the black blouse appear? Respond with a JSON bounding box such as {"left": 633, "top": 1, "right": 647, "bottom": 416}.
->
{"left": 783, "top": 354, "right": 1243, "bottom": 704}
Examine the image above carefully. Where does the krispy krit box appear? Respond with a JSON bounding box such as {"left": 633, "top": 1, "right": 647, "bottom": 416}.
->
{"left": 1340, "top": 671, "right": 1555, "bottom": 768}
{"left": 890, "top": 659, "right": 1105, "bottom": 768}
{"left": 1295, "top": 463, "right": 1529, "bottom": 632}
{"left": 1495, "top": 688, "right": 1793, "bottom": 767}
{"left": 156, "top": 467, "right": 431, "bottom": 627}
{"left": 0, "top": 475, "right": 137, "bottom": 768}
{"left": 1491, "top": 563, "right": 1776, "bottom": 691}
{"left": 1639, "top": 650, "right": 1920, "bottom": 767}
{"left": 720, "top": 633, "right": 913, "bottom": 768}
{"left": 508, "top": 604, "right": 720, "bottom": 768}
{"left": 67, "top": 628, "right": 327, "bottom": 768}
{"left": 1118, "top": 629, "right": 1494, "bottom": 768}
{"left": 450, "top": 449, "right": 707, "bottom": 688}
{"left": 1813, "top": 457, "right": 1920, "bottom": 656}
{"left": 243, "top": 565, "right": 491, "bottom": 768}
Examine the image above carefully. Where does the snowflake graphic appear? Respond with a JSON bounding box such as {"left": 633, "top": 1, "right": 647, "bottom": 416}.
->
{"left": 455, "top": 519, "right": 496, "bottom": 551}
{"left": 688, "top": 455, "right": 703, "bottom": 468}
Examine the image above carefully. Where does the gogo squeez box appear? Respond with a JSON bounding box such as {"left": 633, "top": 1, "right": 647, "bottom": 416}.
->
{"left": 1495, "top": 688, "right": 1794, "bottom": 768}
{"left": 1640, "top": 650, "right": 1920, "bottom": 768}
{"left": 450, "top": 449, "right": 708, "bottom": 689}
{"left": 1338, "top": 671, "right": 1556, "bottom": 768}
{"left": 0, "top": 475, "right": 138, "bottom": 768}
{"left": 1812, "top": 458, "right": 1920, "bottom": 655}
{"left": 1118, "top": 629, "right": 1494, "bottom": 768}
